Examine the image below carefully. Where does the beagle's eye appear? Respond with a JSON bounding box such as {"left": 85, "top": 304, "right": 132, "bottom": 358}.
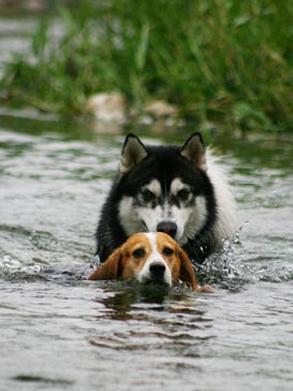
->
{"left": 162, "top": 247, "right": 174, "bottom": 256}
{"left": 141, "top": 189, "right": 155, "bottom": 202}
{"left": 177, "top": 188, "right": 190, "bottom": 201}
{"left": 132, "top": 248, "right": 146, "bottom": 258}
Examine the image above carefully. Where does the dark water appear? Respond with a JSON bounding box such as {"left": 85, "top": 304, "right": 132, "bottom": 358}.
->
{"left": 0, "top": 112, "right": 292, "bottom": 391}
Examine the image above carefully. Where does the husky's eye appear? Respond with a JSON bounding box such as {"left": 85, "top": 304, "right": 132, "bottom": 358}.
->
{"left": 162, "top": 247, "right": 174, "bottom": 256}
{"left": 132, "top": 248, "right": 146, "bottom": 258}
{"left": 177, "top": 188, "right": 190, "bottom": 201}
{"left": 141, "top": 189, "right": 155, "bottom": 202}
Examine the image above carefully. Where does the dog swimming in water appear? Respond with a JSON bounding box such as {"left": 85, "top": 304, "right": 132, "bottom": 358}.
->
{"left": 89, "top": 232, "right": 212, "bottom": 292}
{"left": 95, "top": 133, "right": 236, "bottom": 265}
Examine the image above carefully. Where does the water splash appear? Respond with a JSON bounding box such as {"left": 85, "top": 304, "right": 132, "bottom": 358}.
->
{"left": 1, "top": 227, "right": 292, "bottom": 288}
{"left": 195, "top": 235, "right": 293, "bottom": 291}
{"left": 0, "top": 255, "right": 48, "bottom": 281}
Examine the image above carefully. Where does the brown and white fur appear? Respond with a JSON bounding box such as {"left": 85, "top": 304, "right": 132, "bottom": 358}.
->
{"left": 89, "top": 232, "right": 212, "bottom": 292}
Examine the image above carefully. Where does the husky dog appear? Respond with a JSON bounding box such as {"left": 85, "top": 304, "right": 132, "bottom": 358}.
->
{"left": 96, "top": 133, "right": 236, "bottom": 264}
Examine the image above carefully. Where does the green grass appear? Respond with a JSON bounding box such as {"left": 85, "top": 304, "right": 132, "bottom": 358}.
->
{"left": 1, "top": 0, "right": 292, "bottom": 131}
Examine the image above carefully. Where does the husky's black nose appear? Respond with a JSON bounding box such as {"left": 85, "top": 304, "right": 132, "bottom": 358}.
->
{"left": 149, "top": 262, "right": 166, "bottom": 278}
{"left": 157, "top": 221, "right": 177, "bottom": 238}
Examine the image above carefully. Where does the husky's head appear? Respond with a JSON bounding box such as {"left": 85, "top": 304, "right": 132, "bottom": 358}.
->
{"left": 116, "top": 133, "right": 216, "bottom": 245}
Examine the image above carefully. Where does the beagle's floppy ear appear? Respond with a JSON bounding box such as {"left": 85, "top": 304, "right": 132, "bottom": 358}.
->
{"left": 119, "top": 133, "right": 148, "bottom": 174}
{"left": 177, "top": 246, "right": 197, "bottom": 289}
{"left": 178, "top": 246, "right": 213, "bottom": 292}
{"left": 88, "top": 247, "right": 123, "bottom": 280}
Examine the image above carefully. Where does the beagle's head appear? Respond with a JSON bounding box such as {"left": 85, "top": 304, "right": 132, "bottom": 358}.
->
{"left": 89, "top": 232, "right": 211, "bottom": 291}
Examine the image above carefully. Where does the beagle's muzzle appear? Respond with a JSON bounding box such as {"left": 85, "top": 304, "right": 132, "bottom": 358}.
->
{"left": 88, "top": 232, "right": 211, "bottom": 292}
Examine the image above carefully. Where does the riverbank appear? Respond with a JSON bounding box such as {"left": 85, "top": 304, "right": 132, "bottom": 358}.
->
{"left": 0, "top": 1, "right": 292, "bottom": 132}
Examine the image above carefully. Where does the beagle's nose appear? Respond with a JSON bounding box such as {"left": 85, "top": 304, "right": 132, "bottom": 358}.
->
{"left": 149, "top": 262, "right": 166, "bottom": 277}
{"left": 157, "top": 221, "right": 177, "bottom": 238}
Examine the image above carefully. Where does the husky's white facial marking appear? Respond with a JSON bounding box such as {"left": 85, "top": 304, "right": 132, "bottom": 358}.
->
{"left": 119, "top": 179, "right": 163, "bottom": 233}
{"left": 137, "top": 233, "right": 172, "bottom": 286}
{"left": 119, "top": 196, "right": 147, "bottom": 233}
{"left": 118, "top": 177, "right": 208, "bottom": 245}
{"left": 179, "top": 196, "right": 208, "bottom": 244}
{"left": 170, "top": 178, "right": 188, "bottom": 194}
{"left": 119, "top": 196, "right": 164, "bottom": 233}
{"left": 142, "top": 179, "right": 161, "bottom": 198}
{"left": 169, "top": 178, "right": 208, "bottom": 244}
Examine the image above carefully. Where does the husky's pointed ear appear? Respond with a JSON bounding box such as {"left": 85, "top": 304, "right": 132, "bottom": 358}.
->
{"left": 88, "top": 247, "right": 123, "bottom": 280}
{"left": 119, "top": 134, "right": 148, "bottom": 174}
{"left": 178, "top": 246, "right": 213, "bottom": 292}
{"left": 180, "top": 133, "right": 206, "bottom": 170}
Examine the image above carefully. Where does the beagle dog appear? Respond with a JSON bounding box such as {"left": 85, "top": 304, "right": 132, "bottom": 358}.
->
{"left": 88, "top": 232, "right": 212, "bottom": 292}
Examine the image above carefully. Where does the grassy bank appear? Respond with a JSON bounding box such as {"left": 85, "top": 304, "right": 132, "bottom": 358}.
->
{"left": 1, "top": 0, "right": 292, "bottom": 131}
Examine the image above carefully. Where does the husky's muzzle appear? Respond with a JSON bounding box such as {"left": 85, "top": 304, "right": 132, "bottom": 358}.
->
{"left": 157, "top": 221, "right": 177, "bottom": 238}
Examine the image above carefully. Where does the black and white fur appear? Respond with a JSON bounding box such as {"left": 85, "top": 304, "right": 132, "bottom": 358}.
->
{"left": 96, "top": 133, "right": 236, "bottom": 264}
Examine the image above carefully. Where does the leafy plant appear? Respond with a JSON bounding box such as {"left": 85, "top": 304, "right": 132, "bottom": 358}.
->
{"left": 1, "top": 0, "right": 292, "bottom": 131}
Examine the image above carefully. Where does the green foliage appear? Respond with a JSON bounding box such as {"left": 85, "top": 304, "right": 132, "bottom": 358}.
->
{"left": 1, "top": 0, "right": 292, "bottom": 131}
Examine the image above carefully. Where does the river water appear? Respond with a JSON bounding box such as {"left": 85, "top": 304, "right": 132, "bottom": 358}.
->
{"left": 1, "top": 13, "right": 293, "bottom": 391}
{"left": 0, "top": 113, "right": 292, "bottom": 391}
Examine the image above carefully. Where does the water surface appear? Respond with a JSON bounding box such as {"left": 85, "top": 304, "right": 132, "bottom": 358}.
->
{"left": 0, "top": 111, "right": 292, "bottom": 391}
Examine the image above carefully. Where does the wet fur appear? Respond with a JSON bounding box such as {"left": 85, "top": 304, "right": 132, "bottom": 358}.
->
{"left": 89, "top": 232, "right": 212, "bottom": 292}
{"left": 96, "top": 134, "right": 236, "bottom": 264}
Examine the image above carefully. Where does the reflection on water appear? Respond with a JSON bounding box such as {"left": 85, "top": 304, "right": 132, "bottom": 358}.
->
{"left": 90, "top": 286, "right": 214, "bottom": 353}
{"left": 0, "top": 112, "right": 293, "bottom": 391}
